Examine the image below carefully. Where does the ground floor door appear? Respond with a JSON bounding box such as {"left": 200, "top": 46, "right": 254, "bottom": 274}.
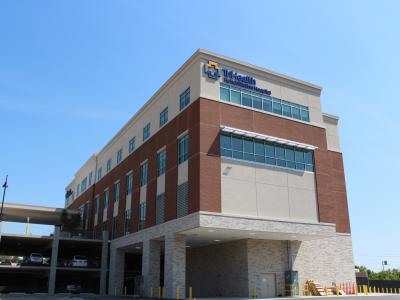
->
{"left": 258, "top": 273, "right": 276, "bottom": 298}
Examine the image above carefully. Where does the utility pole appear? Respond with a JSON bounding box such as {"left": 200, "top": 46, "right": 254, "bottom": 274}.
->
{"left": 0, "top": 175, "right": 8, "bottom": 220}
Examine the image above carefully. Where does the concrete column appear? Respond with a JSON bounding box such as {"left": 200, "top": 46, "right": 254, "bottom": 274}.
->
{"left": 164, "top": 233, "right": 186, "bottom": 299}
{"left": 48, "top": 226, "right": 60, "bottom": 295}
{"left": 108, "top": 245, "right": 125, "bottom": 295}
{"left": 142, "top": 239, "right": 161, "bottom": 297}
{"left": 99, "top": 230, "right": 109, "bottom": 295}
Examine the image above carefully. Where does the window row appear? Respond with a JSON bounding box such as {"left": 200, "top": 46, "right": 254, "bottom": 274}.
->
{"left": 94, "top": 88, "right": 190, "bottom": 185}
{"left": 93, "top": 134, "right": 190, "bottom": 214}
{"left": 220, "top": 133, "right": 315, "bottom": 172}
{"left": 97, "top": 181, "right": 189, "bottom": 239}
{"left": 220, "top": 83, "right": 310, "bottom": 122}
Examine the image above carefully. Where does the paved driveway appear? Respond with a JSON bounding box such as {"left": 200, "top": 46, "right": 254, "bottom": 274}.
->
{"left": 1, "top": 295, "right": 400, "bottom": 300}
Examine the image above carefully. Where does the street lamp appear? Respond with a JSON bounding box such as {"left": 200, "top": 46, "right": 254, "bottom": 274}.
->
{"left": 0, "top": 175, "right": 8, "bottom": 220}
{"left": 382, "top": 260, "right": 388, "bottom": 271}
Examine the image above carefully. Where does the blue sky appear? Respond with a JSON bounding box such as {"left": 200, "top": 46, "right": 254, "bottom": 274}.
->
{"left": 1, "top": 0, "right": 399, "bottom": 271}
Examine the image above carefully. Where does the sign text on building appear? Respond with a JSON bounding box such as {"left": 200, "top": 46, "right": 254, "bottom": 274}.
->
{"left": 222, "top": 68, "right": 271, "bottom": 95}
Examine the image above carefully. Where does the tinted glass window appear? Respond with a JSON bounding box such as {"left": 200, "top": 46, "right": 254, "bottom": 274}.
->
{"left": 285, "top": 148, "right": 295, "bottom": 161}
{"left": 243, "top": 139, "right": 254, "bottom": 153}
{"left": 282, "top": 104, "right": 291, "bottom": 117}
{"left": 220, "top": 134, "right": 231, "bottom": 149}
{"left": 305, "top": 151, "right": 313, "bottom": 164}
{"left": 275, "top": 146, "right": 285, "bottom": 159}
{"left": 219, "top": 133, "right": 314, "bottom": 173}
{"left": 273, "top": 101, "right": 282, "bottom": 114}
{"left": 232, "top": 136, "right": 243, "bottom": 151}
{"left": 265, "top": 144, "right": 275, "bottom": 157}
{"left": 263, "top": 98, "right": 272, "bottom": 112}
{"left": 232, "top": 150, "right": 243, "bottom": 159}
{"left": 220, "top": 87, "right": 230, "bottom": 102}
{"left": 254, "top": 142, "right": 264, "bottom": 156}
{"left": 231, "top": 89, "right": 241, "bottom": 104}
{"left": 218, "top": 84, "right": 310, "bottom": 123}
{"left": 295, "top": 150, "right": 304, "bottom": 162}
{"left": 242, "top": 93, "right": 252, "bottom": 107}
{"left": 292, "top": 107, "right": 301, "bottom": 120}
{"left": 253, "top": 95, "right": 262, "bottom": 110}
{"left": 301, "top": 109, "right": 310, "bottom": 122}
{"left": 277, "top": 159, "right": 286, "bottom": 167}
{"left": 287, "top": 161, "right": 296, "bottom": 169}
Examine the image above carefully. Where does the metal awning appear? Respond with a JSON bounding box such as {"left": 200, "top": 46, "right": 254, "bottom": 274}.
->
{"left": 220, "top": 125, "right": 317, "bottom": 150}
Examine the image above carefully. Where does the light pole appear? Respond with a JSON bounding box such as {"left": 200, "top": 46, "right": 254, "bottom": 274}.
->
{"left": 382, "top": 260, "right": 388, "bottom": 271}
{"left": 0, "top": 175, "right": 8, "bottom": 220}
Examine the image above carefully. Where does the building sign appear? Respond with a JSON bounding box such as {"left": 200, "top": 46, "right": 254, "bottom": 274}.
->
{"left": 204, "top": 61, "right": 221, "bottom": 79}
{"left": 222, "top": 69, "right": 271, "bottom": 95}
{"left": 204, "top": 60, "right": 271, "bottom": 95}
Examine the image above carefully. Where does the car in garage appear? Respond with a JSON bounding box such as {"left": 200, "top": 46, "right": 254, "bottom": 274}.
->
{"left": 69, "top": 255, "right": 88, "bottom": 268}
{"left": 26, "top": 253, "right": 44, "bottom": 266}
{"left": 66, "top": 284, "right": 81, "bottom": 294}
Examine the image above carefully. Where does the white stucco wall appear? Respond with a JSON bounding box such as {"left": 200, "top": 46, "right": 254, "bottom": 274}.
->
{"left": 323, "top": 113, "right": 341, "bottom": 152}
{"left": 199, "top": 56, "right": 323, "bottom": 127}
{"left": 221, "top": 158, "right": 318, "bottom": 223}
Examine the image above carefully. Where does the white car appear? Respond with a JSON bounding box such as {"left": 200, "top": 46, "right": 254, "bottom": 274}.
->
{"left": 70, "top": 255, "right": 88, "bottom": 268}
{"left": 27, "top": 253, "right": 43, "bottom": 265}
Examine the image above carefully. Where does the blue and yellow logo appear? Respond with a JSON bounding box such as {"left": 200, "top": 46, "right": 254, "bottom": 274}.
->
{"left": 204, "top": 60, "right": 221, "bottom": 79}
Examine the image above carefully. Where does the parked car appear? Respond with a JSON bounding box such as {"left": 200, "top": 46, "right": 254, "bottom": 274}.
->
{"left": 69, "top": 255, "right": 88, "bottom": 268}
{"left": 26, "top": 253, "right": 43, "bottom": 266}
{"left": 66, "top": 284, "right": 81, "bottom": 294}
{"left": 0, "top": 259, "right": 11, "bottom": 266}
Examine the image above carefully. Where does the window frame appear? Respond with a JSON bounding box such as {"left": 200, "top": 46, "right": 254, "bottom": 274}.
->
{"left": 219, "top": 83, "right": 311, "bottom": 123}
{"left": 106, "top": 159, "right": 112, "bottom": 173}
{"left": 220, "top": 133, "right": 315, "bottom": 172}
{"left": 178, "top": 134, "right": 189, "bottom": 164}
{"left": 159, "top": 107, "right": 169, "bottom": 127}
{"left": 179, "top": 88, "right": 190, "bottom": 110}
{"left": 143, "top": 123, "right": 151, "bottom": 142}
{"left": 117, "top": 148, "right": 123, "bottom": 164}
{"left": 140, "top": 161, "right": 149, "bottom": 187}
{"left": 128, "top": 137, "right": 136, "bottom": 153}
{"left": 157, "top": 148, "right": 167, "bottom": 177}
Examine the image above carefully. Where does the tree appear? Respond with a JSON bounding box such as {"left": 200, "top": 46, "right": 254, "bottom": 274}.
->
{"left": 356, "top": 265, "right": 400, "bottom": 280}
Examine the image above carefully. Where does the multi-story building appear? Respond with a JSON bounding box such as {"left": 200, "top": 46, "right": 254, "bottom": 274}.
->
{"left": 65, "top": 49, "right": 355, "bottom": 298}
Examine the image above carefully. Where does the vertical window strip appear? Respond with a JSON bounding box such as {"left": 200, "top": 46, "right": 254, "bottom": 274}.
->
{"left": 156, "top": 193, "right": 165, "bottom": 225}
{"left": 129, "top": 137, "right": 136, "bottom": 153}
{"left": 117, "top": 148, "right": 123, "bottom": 164}
{"left": 124, "top": 208, "right": 131, "bottom": 235}
{"left": 177, "top": 182, "right": 189, "bottom": 218}
{"left": 178, "top": 134, "right": 189, "bottom": 164}
{"left": 138, "top": 202, "right": 146, "bottom": 230}
{"left": 157, "top": 149, "right": 167, "bottom": 177}
{"left": 160, "top": 107, "right": 169, "bottom": 127}
{"left": 143, "top": 123, "right": 151, "bottom": 141}
{"left": 97, "top": 167, "right": 102, "bottom": 181}
{"left": 126, "top": 173, "right": 133, "bottom": 195}
{"left": 103, "top": 190, "right": 109, "bottom": 209}
{"left": 114, "top": 182, "right": 120, "bottom": 202}
{"left": 179, "top": 88, "right": 190, "bottom": 110}
{"left": 140, "top": 162, "right": 148, "bottom": 187}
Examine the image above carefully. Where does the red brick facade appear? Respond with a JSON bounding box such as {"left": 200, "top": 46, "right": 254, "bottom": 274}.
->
{"left": 68, "top": 97, "right": 351, "bottom": 236}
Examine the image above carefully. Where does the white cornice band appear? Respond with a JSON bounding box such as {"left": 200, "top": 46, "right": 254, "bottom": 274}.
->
{"left": 220, "top": 126, "right": 318, "bottom": 150}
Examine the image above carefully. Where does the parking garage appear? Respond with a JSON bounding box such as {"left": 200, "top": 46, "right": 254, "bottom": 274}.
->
{"left": 0, "top": 203, "right": 108, "bottom": 295}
